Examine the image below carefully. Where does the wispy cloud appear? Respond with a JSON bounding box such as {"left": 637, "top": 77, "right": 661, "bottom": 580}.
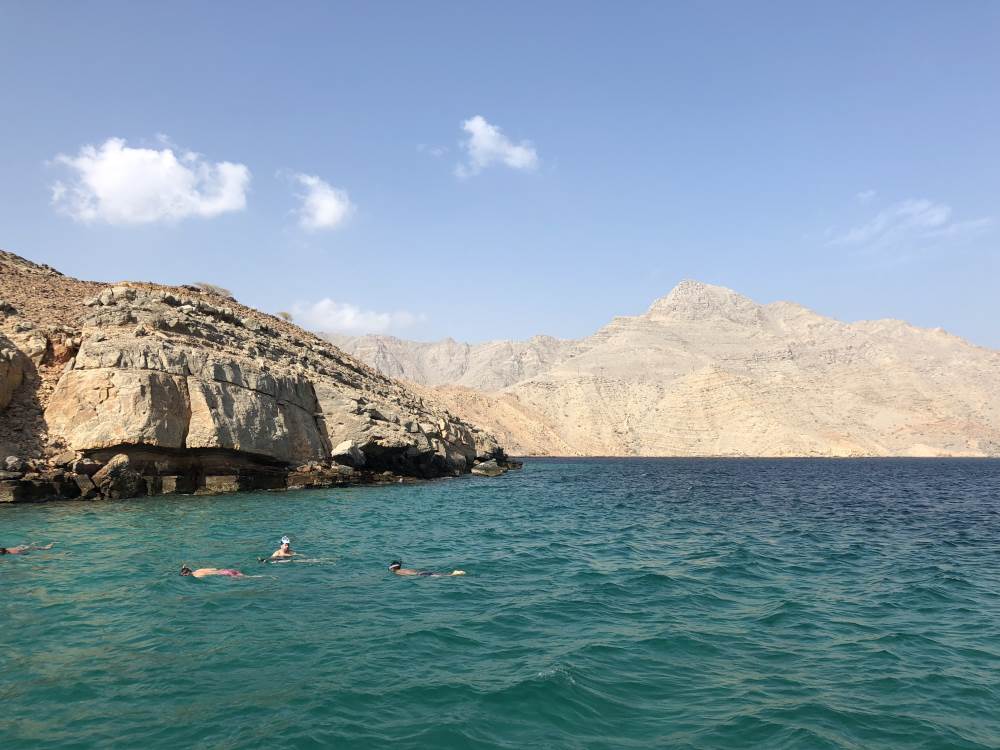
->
{"left": 829, "top": 198, "right": 992, "bottom": 251}
{"left": 856, "top": 189, "right": 876, "bottom": 202}
{"left": 50, "top": 137, "right": 250, "bottom": 224}
{"left": 417, "top": 143, "right": 448, "bottom": 158}
{"left": 292, "top": 173, "right": 354, "bottom": 231}
{"left": 291, "top": 298, "right": 423, "bottom": 334}
{"left": 455, "top": 115, "right": 538, "bottom": 178}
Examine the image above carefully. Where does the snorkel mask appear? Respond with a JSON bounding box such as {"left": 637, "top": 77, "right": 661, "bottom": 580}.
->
{"left": 388, "top": 560, "right": 402, "bottom": 571}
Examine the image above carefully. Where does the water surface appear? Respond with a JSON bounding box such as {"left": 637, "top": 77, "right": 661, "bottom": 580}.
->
{"left": 2, "top": 459, "right": 1000, "bottom": 749}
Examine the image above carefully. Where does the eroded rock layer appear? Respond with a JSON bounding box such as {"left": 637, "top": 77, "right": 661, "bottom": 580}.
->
{"left": 0, "top": 249, "right": 511, "bottom": 502}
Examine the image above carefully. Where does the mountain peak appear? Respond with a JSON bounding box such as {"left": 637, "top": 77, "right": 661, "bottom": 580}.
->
{"left": 645, "top": 280, "right": 763, "bottom": 324}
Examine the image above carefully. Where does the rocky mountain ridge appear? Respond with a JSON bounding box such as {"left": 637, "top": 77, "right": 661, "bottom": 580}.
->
{"left": 334, "top": 281, "right": 1000, "bottom": 457}
{"left": 324, "top": 333, "right": 577, "bottom": 391}
{"left": 0, "top": 250, "right": 514, "bottom": 503}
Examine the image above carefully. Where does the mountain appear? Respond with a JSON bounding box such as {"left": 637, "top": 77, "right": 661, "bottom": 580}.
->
{"left": 333, "top": 281, "right": 1000, "bottom": 457}
{"left": 324, "top": 333, "right": 577, "bottom": 390}
{"left": 0, "top": 250, "right": 511, "bottom": 503}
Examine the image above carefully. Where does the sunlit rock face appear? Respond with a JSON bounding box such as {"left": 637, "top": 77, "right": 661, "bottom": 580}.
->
{"left": 0, "top": 249, "right": 509, "bottom": 501}
{"left": 339, "top": 281, "right": 1000, "bottom": 458}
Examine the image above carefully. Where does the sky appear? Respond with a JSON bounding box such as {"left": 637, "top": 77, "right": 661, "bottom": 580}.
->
{"left": 1, "top": 1, "right": 998, "bottom": 346}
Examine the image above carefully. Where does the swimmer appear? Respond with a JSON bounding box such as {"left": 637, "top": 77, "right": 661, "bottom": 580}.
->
{"left": 271, "top": 536, "right": 295, "bottom": 559}
{"left": 388, "top": 560, "right": 466, "bottom": 577}
{"left": 258, "top": 536, "right": 296, "bottom": 562}
{"left": 1, "top": 543, "right": 55, "bottom": 556}
{"left": 179, "top": 566, "right": 245, "bottom": 579}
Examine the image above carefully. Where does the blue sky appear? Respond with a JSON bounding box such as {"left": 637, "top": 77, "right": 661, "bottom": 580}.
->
{"left": 1, "top": 2, "right": 998, "bottom": 346}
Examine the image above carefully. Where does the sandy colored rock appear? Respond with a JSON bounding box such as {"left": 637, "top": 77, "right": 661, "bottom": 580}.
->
{"left": 0, "top": 333, "right": 25, "bottom": 410}
{"left": 331, "top": 439, "right": 366, "bottom": 467}
{"left": 346, "top": 281, "right": 1000, "bottom": 458}
{"left": 328, "top": 333, "right": 575, "bottom": 390}
{"left": 46, "top": 369, "right": 190, "bottom": 450}
{"left": 1, "top": 249, "right": 508, "bottom": 479}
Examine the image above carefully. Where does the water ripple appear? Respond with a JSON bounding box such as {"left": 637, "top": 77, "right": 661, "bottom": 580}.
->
{"left": 2, "top": 458, "right": 1000, "bottom": 749}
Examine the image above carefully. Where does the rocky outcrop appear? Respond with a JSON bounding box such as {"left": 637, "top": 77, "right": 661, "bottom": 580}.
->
{"left": 470, "top": 458, "right": 504, "bottom": 477}
{"left": 0, "top": 249, "right": 513, "bottom": 503}
{"left": 345, "top": 281, "right": 1000, "bottom": 458}
{"left": 0, "top": 334, "right": 24, "bottom": 410}
{"left": 91, "top": 453, "right": 144, "bottom": 500}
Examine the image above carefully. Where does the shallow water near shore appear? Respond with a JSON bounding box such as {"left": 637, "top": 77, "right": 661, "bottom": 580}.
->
{"left": 2, "top": 458, "right": 1000, "bottom": 749}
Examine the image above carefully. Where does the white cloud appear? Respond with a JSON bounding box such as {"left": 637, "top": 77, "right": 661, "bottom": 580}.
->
{"left": 291, "top": 298, "right": 423, "bottom": 334}
{"left": 455, "top": 115, "right": 538, "bottom": 178}
{"left": 829, "top": 198, "right": 992, "bottom": 250}
{"left": 292, "top": 173, "right": 354, "bottom": 231}
{"left": 856, "top": 189, "right": 876, "bottom": 202}
{"left": 50, "top": 137, "right": 250, "bottom": 224}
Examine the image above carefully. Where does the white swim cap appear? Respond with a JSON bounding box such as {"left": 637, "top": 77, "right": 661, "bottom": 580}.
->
{"left": 281, "top": 536, "right": 290, "bottom": 545}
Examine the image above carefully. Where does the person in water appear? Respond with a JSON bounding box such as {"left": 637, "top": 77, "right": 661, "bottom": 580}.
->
{"left": 179, "top": 566, "right": 245, "bottom": 578}
{"left": 388, "top": 560, "right": 465, "bottom": 577}
{"left": 271, "top": 536, "right": 295, "bottom": 559}
{"left": 1, "top": 543, "right": 55, "bottom": 556}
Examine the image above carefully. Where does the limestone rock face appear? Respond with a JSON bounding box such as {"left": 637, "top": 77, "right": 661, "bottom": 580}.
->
{"left": 47, "top": 369, "right": 191, "bottom": 450}
{"left": 344, "top": 281, "right": 1000, "bottom": 458}
{"left": 0, "top": 249, "right": 507, "bottom": 482}
{"left": 0, "top": 334, "right": 24, "bottom": 410}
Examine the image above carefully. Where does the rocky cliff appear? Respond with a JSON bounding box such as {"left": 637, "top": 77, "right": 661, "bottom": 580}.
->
{"left": 337, "top": 281, "right": 1000, "bottom": 457}
{"left": 0, "top": 250, "right": 512, "bottom": 503}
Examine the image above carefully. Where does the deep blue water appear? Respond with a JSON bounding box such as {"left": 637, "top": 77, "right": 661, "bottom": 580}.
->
{"left": 2, "top": 459, "right": 1000, "bottom": 749}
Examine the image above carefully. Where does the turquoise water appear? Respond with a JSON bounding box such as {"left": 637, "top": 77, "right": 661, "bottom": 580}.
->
{"left": 2, "top": 459, "right": 1000, "bottom": 749}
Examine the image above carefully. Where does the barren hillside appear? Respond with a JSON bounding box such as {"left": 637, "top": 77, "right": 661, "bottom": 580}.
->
{"left": 338, "top": 281, "right": 1000, "bottom": 457}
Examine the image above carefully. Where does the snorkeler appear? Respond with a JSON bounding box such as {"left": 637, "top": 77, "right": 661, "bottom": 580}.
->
{"left": 258, "top": 536, "right": 296, "bottom": 562}
{"left": 388, "top": 560, "right": 466, "bottom": 577}
{"left": 1, "top": 543, "right": 55, "bottom": 556}
{"left": 179, "top": 566, "right": 246, "bottom": 579}
{"left": 271, "top": 536, "right": 295, "bottom": 559}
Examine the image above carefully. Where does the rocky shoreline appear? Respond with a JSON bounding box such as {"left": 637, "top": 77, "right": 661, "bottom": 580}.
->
{"left": 0, "top": 451, "right": 523, "bottom": 504}
{"left": 0, "top": 249, "right": 520, "bottom": 503}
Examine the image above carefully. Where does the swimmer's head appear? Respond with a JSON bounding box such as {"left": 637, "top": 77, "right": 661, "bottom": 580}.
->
{"left": 179, "top": 566, "right": 192, "bottom": 576}
{"left": 280, "top": 536, "right": 291, "bottom": 547}
{"left": 388, "top": 560, "right": 402, "bottom": 571}
{"left": 0, "top": 548, "right": 7, "bottom": 555}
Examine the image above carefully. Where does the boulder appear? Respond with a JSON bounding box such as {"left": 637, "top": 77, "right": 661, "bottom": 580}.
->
{"left": 471, "top": 459, "right": 505, "bottom": 477}
{"left": 73, "top": 473, "right": 99, "bottom": 500}
{"left": 331, "top": 439, "right": 366, "bottom": 467}
{"left": 51, "top": 449, "right": 78, "bottom": 467}
{"left": 4, "top": 456, "right": 27, "bottom": 473}
{"left": 91, "top": 453, "right": 145, "bottom": 500}
{"left": 69, "top": 457, "right": 102, "bottom": 476}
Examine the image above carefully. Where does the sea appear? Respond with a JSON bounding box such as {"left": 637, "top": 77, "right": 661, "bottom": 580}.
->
{"left": 2, "top": 458, "right": 999, "bottom": 749}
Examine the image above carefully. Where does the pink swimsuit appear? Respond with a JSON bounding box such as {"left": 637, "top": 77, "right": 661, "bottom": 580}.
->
{"left": 218, "top": 569, "right": 241, "bottom": 577}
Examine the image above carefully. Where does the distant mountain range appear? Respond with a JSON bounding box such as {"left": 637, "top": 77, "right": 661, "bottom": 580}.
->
{"left": 328, "top": 281, "right": 1000, "bottom": 457}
